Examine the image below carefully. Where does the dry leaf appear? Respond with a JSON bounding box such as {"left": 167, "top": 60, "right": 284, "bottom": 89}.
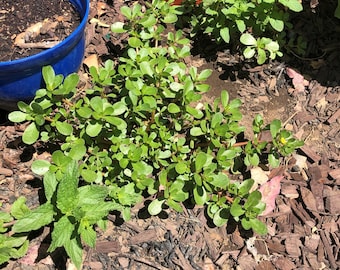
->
{"left": 83, "top": 54, "right": 99, "bottom": 70}
{"left": 259, "top": 175, "right": 283, "bottom": 216}
{"left": 250, "top": 167, "right": 269, "bottom": 192}
{"left": 286, "top": 67, "right": 309, "bottom": 93}
{"left": 18, "top": 244, "right": 39, "bottom": 265}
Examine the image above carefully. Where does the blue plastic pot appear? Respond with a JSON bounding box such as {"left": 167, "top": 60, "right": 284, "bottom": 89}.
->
{"left": 0, "top": 0, "right": 89, "bottom": 110}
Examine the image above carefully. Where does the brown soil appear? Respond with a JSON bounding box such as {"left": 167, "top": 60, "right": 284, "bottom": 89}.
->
{"left": 0, "top": 0, "right": 339, "bottom": 269}
{"left": 0, "top": 0, "right": 80, "bottom": 61}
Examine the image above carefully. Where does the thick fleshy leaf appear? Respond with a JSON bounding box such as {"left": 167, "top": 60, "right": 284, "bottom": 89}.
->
{"left": 22, "top": 122, "right": 39, "bottom": 145}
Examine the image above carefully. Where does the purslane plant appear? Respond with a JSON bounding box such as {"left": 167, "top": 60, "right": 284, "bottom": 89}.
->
{"left": 180, "top": 0, "right": 303, "bottom": 64}
{"left": 5, "top": 0, "right": 303, "bottom": 268}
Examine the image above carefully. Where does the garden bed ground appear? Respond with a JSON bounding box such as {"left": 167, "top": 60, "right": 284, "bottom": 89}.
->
{"left": 0, "top": 0, "right": 339, "bottom": 269}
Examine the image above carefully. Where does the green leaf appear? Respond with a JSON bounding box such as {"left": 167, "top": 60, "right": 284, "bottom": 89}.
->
{"left": 248, "top": 218, "right": 268, "bottom": 235}
{"left": 56, "top": 121, "right": 73, "bottom": 136}
{"left": 128, "top": 37, "right": 142, "bottom": 48}
{"left": 43, "top": 171, "right": 58, "bottom": 202}
{"left": 238, "top": 179, "right": 255, "bottom": 197}
{"left": 86, "top": 122, "right": 102, "bottom": 137}
{"left": 175, "top": 162, "right": 187, "bottom": 174}
{"left": 195, "top": 152, "right": 207, "bottom": 172}
{"left": 132, "top": 161, "right": 153, "bottom": 176}
{"left": 112, "top": 101, "right": 128, "bottom": 116}
{"left": 244, "top": 190, "right": 262, "bottom": 210}
{"left": 163, "top": 13, "right": 178, "bottom": 24}
{"left": 268, "top": 153, "right": 280, "bottom": 168}
{"left": 8, "top": 111, "right": 27, "bottom": 123}
{"left": 120, "top": 6, "right": 132, "bottom": 19}
{"left": 269, "top": 18, "right": 284, "bottom": 32}
{"left": 11, "top": 197, "right": 30, "bottom": 219}
{"left": 335, "top": 0, "right": 340, "bottom": 18}
{"left": 12, "top": 203, "right": 55, "bottom": 233}
{"left": 57, "top": 161, "right": 79, "bottom": 214}
{"left": 197, "top": 69, "right": 212, "bottom": 81}
{"left": 158, "top": 150, "right": 172, "bottom": 159}
{"left": 167, "top": 199, "right": 183, "bottom": 212}
{"left": 257, "top": 48, "right": 267, "bottom": 65}
{"left": 148, "top": 199, "right": 165, "bottom": 215}
{"left": 220, "top": 90, "right": 229, "bottom": 108}
{"left": 270, "top": 119, "right": 281, "bottom": 138}
{"left": 139, "top": 61, "right": 154, "bottom": 77}
{"left": 193, "top": 185, "right": 207, "bottom": 205}
{"left": 159, "top": 169, "right": 167, "bottom": 187}
{"left": 168, "top": 103, "right": 181, "bottom": 114}
{"left": 42, "top": 65, "right": 56, "bottom": 90}
{"left": 190, "top": 127, "right": 204, "bottom": 136}
{"left": 111, "top": 22, "right": 126, "bottom": 33}
{"left": 230, "top": 198, "right": 245, "bottom": 218}
{"left": 236, "top": 20, "right": 246, "bottom": 33}
{"left": 186, "top": 106, "right": 204, "bottom": 119}
{"left": 243, "top": 47, "right": 256, "bottom": 59}
{"left": 213, "top": 208, "right": 229, "bottom": 227}
{"left": 278, "top": 0, "right": 303, "bottom": 12}
{"left": 77, "top": 185, "right": 109, "bottom": 205}
{"left": 64, "top": 237, "right": 83, "bottom": 270}
{"left": 79, "top": 223, "right": 96, "bottom": 248}
{"left": 68, "top": 142, "right": 86, "bottom": 161}
{"left": 31, "top": 159, "right": 50, "bottom": 175}
{"left": 240, "top": 33, "right": 257, "bottom": 46}
{"left": 48, "top": 215, "right": 74, "bottom": 252}
{"left": 140, "top": 14, "right": 157, "bottom": 27}
{"left": 210, "top": 173, "right": 229, "bottom": 189}
{"left": 220, "top": 27, "right": 230, "bottom": 43}
{"left": 22, "top": 122, "right": 39, "bottom": 145}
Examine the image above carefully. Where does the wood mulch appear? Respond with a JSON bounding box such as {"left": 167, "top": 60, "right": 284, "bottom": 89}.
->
{"left": 0, "top": 0, "right": 339, "bottom": 269}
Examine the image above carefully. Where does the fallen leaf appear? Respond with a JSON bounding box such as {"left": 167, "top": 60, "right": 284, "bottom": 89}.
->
{"left": 18, "top": 244, "right": 39, "bottom": 265}
{"left": 83, "top": 54, "right": 99, "bottom": 70}
{"left": 286, "top": 67, "right": 309, "bottom": 93}
{"left": 259, "top": 175, "right": 283, "bottom": 216}
{"left": 250, "top": 167, "right": 269, "bottom": 192}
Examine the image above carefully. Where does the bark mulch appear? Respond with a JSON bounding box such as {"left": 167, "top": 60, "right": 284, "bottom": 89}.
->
{"left": 0, "top": 0, "right": 339, "bottom": 269}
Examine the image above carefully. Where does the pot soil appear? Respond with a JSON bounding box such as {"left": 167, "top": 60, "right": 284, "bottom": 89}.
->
{"left": 0, "top": 0, "right": 81, "bottom": 61}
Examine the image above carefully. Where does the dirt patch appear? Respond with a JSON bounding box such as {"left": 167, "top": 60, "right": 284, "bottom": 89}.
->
{"left": 0, "top": 0, "right": 80, "bottom": 61}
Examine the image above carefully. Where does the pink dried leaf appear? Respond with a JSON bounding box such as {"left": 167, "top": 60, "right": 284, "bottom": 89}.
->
{"left": 286, "top": 67, "right": 308, "bottom": 93}
{"left": 18, "top": 243, "right": 39, "bottom": 265}
{"left": 259, "top": 175, "right": 283, "bottom": 216}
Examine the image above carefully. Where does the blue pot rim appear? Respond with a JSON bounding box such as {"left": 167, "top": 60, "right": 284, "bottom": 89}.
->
{"left": 0, "top": 0, "right": 90, "bottom": 67}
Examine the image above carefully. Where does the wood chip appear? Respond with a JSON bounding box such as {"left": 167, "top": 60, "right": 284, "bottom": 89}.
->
{"left": 326, "top": 108, "right": 340, "bottom": 124}
{"left": 304, "top": 234, "right": 320, "bottom": 253}
{"left": 299, "top": 146, "right": 321, "bottom": 163}
{"left": 0, "top": 167, "right": 13, "bottom": 176}
{"left": 281, "top": 184, "right": 299, "bottom": 199}
{"left": 324, "top": 190, "right": 340, "bottom": 214}
{"left": 285, "top": 237, "right": 302, "bottom": 257}
{"left": 300, "top": 186, "right": 319, "bottom": 214}
{"left": 95, "top": 240, "right": 121, "bottom": 253}
{"left": 319, "top": 230, "right": 338, "bottom": 269}
{"left": 272, "top": 257, "right": 296, "bottom": 270}
{"left": 128, "top": 228, "right": 166, "bottom": 245}
{"left": 328, "top": 168, "right": 340, "bottom": 181}
{"left": 255, "top": 260, "right": 275, "bottom": 270}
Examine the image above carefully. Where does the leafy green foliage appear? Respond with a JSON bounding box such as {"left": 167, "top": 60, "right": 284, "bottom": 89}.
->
{"left": 5, "top": 0, "right": 304, "bottom": 267}
{"left": 0, "top": 207, "right": 29, "bottom": 264}
{"left": 180, "top": 0, "right": 302, "bottom": 64}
